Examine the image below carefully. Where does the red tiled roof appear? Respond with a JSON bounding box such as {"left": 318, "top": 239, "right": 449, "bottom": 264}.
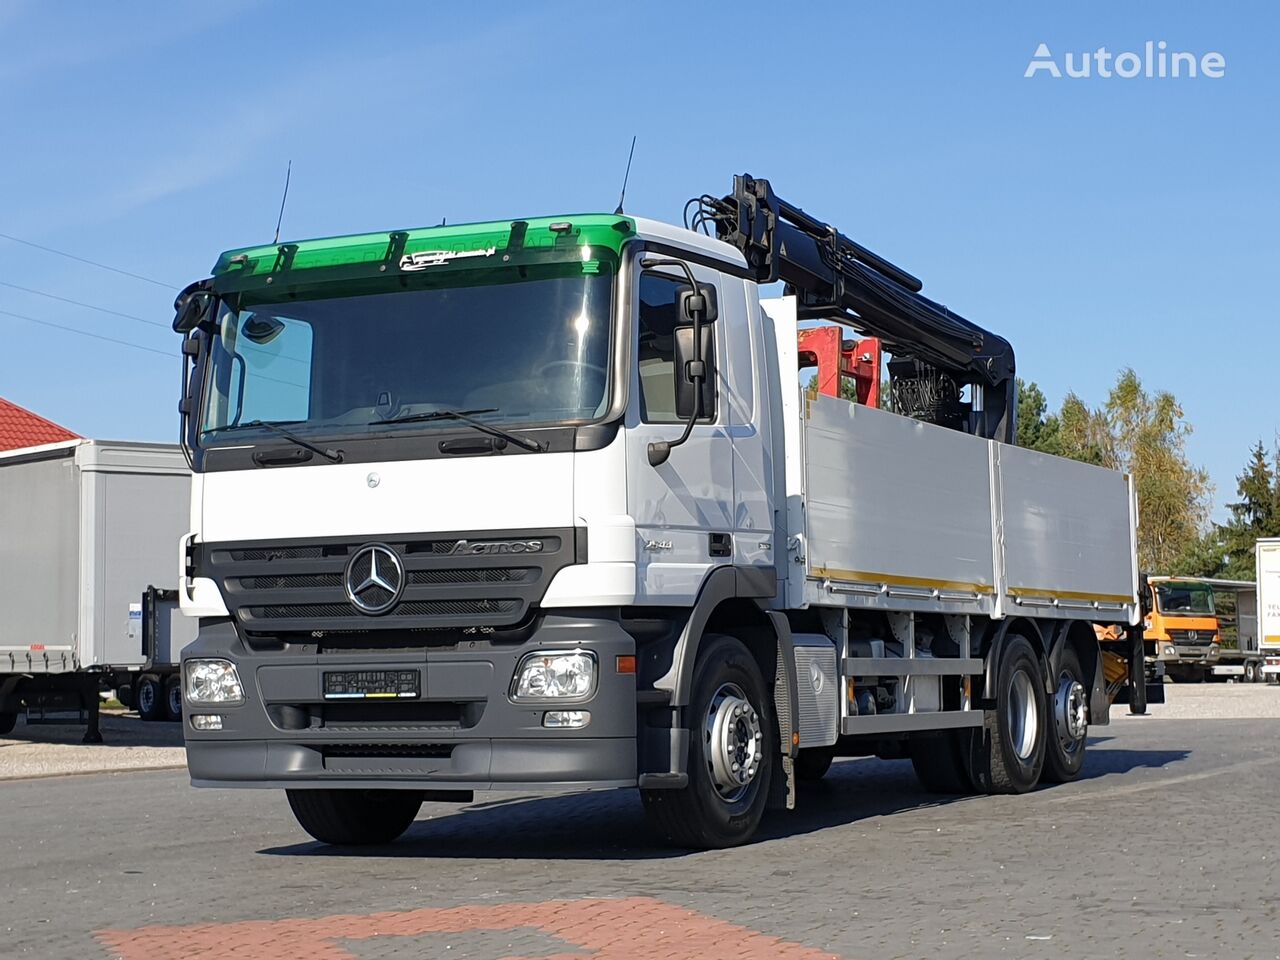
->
{"left": 0, "top": 397, "right": 80, "bottom": 452}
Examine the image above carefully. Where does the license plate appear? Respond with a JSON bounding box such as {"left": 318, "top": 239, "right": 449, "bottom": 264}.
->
{"left": 323, "top": 670, "right": 420, "bottom": 700}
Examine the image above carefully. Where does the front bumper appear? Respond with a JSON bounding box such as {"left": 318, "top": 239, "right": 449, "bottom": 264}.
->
{"left": 183, "top": 615, "right": 637, "bottom": 791}
{"left": 1159, "top": 645, "right": 1217, "bottom": 662}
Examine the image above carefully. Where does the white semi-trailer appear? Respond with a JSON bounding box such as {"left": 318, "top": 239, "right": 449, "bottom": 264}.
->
{"left": 172, "top": 176, "right": 1141, "bottom": 847}
{"left": 0, "top": 440, "right": 193, "bottom": 738}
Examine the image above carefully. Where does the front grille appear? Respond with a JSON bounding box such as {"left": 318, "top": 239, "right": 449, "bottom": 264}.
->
{"left": 199, "top": 529, "right": 576, "bottom": 635}
{"left": 248, "top": 599, "right": 521, "bottom": 620}
{"left": 1168, "top": 629, "right": 1213, "bottom": 645}
{"left": 236, "top": 574, "right": 344, "bottom": 590}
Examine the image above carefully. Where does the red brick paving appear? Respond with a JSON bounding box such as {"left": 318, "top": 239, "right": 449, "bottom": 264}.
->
{"left": 95, "top": 897, "right": 839, "bottom": 959}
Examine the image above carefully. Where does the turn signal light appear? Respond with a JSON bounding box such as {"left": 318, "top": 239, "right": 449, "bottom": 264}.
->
{"left": 616, "top": 655, "right": 637, "bottom": 674}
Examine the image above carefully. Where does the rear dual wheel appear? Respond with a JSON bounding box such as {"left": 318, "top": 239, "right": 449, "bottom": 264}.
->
{"left": 1041, "top": 646, "right": 1088, "bottom": 783}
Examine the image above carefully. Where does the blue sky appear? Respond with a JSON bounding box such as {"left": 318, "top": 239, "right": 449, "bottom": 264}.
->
{"left": 1, "top": 1, "right": 1275, "bottom": 516}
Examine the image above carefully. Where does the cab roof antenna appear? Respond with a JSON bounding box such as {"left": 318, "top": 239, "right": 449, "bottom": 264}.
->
{"left": 273, "top": 160, "right": 292, "bottom": 244}
{"left": 613, "top": 136, "right": 637, "bottom": 216}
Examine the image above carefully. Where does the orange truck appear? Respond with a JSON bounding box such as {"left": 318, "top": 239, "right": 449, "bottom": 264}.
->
{"left": 1146, "top": 576, "right": 1272, "bottom": 683}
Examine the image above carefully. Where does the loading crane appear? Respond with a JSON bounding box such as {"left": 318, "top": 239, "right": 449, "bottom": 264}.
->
{"left": 688, "top": 174, "right": 1017, "bottom": 442}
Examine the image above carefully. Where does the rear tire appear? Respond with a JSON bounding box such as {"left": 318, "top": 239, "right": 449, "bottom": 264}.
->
{"left": 163, "top": 675, "right": 183, "bottom": 722}
{"left": 286, "top": 789, "right": 422, "bottom": 845}
{"left": 136, "top": 675, "right": 164, "bottom": 722}
{"left": 795, "top": 746, "right": 835, "bottom": 781}
{"left": 1041, "top": 646, "right": 1088, "bottom": 784}
{"left": 115, "top": 683, "right": 134, "bottom": 710}
{"left": 968, "top": 635, "right": 1046, "bottom": 794}
{"left": 1245, "top": 661, "right": 1258, "bottom": 683}
{"left": 0, "top": 712, "right": 16, "bottom": 736}
{"left": 641, "top": 634, "right": 774, "bottom": 848}
{"left": 909, "top": 731, "right": 973, "bottom": 794}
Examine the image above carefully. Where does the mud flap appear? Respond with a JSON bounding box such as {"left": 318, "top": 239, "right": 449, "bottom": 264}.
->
{"left": 766, "top": 612, "right": 798, "bottom": 811}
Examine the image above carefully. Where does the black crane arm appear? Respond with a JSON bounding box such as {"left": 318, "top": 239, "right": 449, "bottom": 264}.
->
{"left": 690, "top": 175, "right": 1016, "bottom": 443}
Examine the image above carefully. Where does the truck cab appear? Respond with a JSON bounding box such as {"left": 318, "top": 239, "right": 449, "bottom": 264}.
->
{"left": 1146, "top": 578, "right": 1220, "bottom": 682}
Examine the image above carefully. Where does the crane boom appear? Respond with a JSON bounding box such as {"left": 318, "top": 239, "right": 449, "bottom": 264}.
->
{"left": 692, "top": 174, "right": 1016, "bottom": 443}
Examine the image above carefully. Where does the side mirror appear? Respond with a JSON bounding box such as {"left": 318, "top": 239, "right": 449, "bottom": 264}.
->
{"left": 674, "top": 325, "right": 715, "bottom": 420}
{"left": 173, "top": 287, "right": 213, "bottom": 333}
{"left": 679, "top": 284, "right": 718, "bottom": 324}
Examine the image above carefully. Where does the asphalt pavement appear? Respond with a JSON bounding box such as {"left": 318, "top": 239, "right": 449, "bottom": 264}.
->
{"left": 2, "top": 705, "right": 1278, "bottom": 959}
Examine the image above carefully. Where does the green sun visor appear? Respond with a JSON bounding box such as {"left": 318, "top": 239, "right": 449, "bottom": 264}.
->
{"left": 210, "top": 214, "right": 635, "bottom": 299}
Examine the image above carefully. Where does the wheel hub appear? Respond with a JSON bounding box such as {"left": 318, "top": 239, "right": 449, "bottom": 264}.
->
{"left": 705, "top": 683, "right": 763, "bottom": 801}
{"left": 1008, "top": 669, "right": 1039, "bottom": 761}
{"left": 1055, "top": 677, "right": 1088, "bottom": 745}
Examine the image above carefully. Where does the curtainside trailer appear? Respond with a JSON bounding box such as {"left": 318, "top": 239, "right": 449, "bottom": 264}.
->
{"left": 0, "top": 440, "right": 192, "bottom": 738}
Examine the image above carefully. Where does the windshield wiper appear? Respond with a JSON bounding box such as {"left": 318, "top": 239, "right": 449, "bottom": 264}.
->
{"left": 208, "top": 420, "right": 344, "bottom": 463}
{"left": 370, "top": 408, "right": 544, "bottom": 452}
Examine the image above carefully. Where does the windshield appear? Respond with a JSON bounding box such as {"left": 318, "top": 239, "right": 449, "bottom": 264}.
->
{"left": 1155, "top": 583, "right": 1215, "bottom": 617}
{"left": 199, "top": 269, "right": 613, "bottom": 444}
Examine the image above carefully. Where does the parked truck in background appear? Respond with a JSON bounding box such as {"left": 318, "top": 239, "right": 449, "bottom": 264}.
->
{"left": 0, "top": 440, "right": 193, "bottom": 738}
{"left": 1259, "top": 539, "right": 1280, "bottom": 680}
{"left": 171, "top": 175, "right": 1142, "bottom": 848}
{"left": 1144, "top": 577, "right": 1271, "bottom": 684}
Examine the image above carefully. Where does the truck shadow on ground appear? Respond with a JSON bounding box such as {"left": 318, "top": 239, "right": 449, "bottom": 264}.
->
{"left": 258, "top": 740, "right": 1190, "bottom": 861}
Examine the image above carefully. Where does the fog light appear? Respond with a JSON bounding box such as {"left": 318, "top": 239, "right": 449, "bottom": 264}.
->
{"left": 543, "top": 710, "right": 590, "bottom": 729}
{"left": 184, "top": 659, "right": 245, "bottom": 705}
{"left": 191, "top": 714, "right": 224, "bottom": 731}
{"left": 512, "top": 650, "right": 596, "bottom": 700}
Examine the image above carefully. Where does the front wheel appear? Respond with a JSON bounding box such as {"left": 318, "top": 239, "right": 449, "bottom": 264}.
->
{"left": 969, "top": 635, "right": 1046, "bottom": 794}
{"left": 286, "top": 789, "right": 423, "bottom": 846}
{"left": 642, "top": 634, "right": 774, "bottom": 848}
{"left": 0, "top": 712, "right": 16, "bottom": 736}
{"left": 1041, "top": 646, "right": 1088, "bottom": 783}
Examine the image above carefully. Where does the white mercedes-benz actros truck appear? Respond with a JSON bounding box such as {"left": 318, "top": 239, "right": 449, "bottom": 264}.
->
{"left": 173, "top": 175, "right": 1142, "bottom": 848}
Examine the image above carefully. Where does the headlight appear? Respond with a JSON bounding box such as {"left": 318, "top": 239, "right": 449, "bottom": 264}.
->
{"left": 1163, "top": 645, "right": 1176, "bottom": 657}
{"left": 184, "top": 659, "right": 244, "bottom": 705}
{"left": 512, "top": 651, "right": 596, "bottom": 700}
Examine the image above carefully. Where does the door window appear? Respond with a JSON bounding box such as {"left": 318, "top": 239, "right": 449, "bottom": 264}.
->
{"left": 637, "top": 271, "right": 716, "bottom": 424}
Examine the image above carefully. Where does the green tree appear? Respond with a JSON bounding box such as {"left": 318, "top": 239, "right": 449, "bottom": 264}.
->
{"left": 1023, "top": 369, "right": 1210, "bottom": 572}
{"left": 1101, "top": 369, "right": 1211, "bottom": 572}
{"left": 1015, "top": 379, "right": 1061, "bottom": 454}
{"left": 1181, "top": 441, "right": 1280, "bottom": 580}
{"left": 1055, "top": 392, "right": 1109, "bottom": 466}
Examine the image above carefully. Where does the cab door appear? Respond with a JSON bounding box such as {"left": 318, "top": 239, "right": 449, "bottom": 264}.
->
{"left": 625, "top": 258, "right": 734, "bottom": 604}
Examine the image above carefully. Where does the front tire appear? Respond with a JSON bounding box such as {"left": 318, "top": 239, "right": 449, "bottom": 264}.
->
{"left": 969, "top": 635, "right": 1046, "bottom": 794}
{"left": 0, "top": 712, "right": 16, "bottom": 736}
{"left": 1041, "top": 646, "right": 1088, "bottom": 784}
{"left": 286, "top": 789, "right": 422, "bottom": 845}
{"left": 642, "top": 634, "right": 774, "bottom": 848}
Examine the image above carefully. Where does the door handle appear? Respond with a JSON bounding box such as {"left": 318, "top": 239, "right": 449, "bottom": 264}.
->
{"left": 709, "top": 533, "right": 733, "bottom": 558}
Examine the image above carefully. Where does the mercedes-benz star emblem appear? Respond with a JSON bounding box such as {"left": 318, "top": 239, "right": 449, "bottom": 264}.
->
{"left": 344, "top": 543, "right": 405, "bottom": 615}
